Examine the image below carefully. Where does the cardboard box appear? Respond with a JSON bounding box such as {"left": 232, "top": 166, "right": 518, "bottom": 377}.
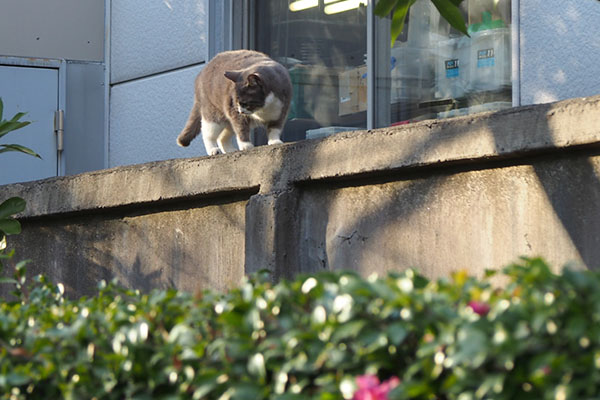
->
{"left": 338, "top": 65, "right": 368, "bottom": 116}
{"left": 338, "top": 68, "right": 358, "bottom": 116}
{"left": 357, "top": 65, "right": 368, "bottom": 112}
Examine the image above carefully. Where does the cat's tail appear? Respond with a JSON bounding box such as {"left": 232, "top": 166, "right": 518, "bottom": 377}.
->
{"left": 177, "top": 99, "right": 202, "bottom": 147}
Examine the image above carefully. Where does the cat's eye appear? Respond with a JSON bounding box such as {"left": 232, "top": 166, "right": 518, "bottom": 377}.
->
{"left": 239, "top": 102, "right": 258, "bottom": 111}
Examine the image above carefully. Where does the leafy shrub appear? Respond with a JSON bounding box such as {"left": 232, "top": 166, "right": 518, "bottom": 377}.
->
{"left": 1, "top": 258, "right": 600, "bottom": 399}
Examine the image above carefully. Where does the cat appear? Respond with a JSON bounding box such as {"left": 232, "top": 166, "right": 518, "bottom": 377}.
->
{"left": 177, "top": 50, "right": 293, "bottom": 155}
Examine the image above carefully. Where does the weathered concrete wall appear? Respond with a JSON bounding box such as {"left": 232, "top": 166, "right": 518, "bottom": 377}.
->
{"left": 295, "top": 158, "right": 600, "bottom": 278}
{"left": 2, "top": 95, "right": 600, "bottom": 296}
{"left": 13, "top": 198, "right": 248, "bottom": 295}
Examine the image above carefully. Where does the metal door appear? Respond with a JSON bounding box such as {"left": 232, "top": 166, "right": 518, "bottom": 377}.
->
{"left": 0, "top": 65, "right": 59, "bottom": 185}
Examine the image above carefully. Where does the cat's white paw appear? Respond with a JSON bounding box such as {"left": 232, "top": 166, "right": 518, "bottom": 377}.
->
{"left": 268, "top": 139, "right": 283, "bottom": 145}
{"left": 208, "top": 148, "right": 221, "bottom": 156}
{"left": 238, "top": 141, "right": 254, "bottom": 151}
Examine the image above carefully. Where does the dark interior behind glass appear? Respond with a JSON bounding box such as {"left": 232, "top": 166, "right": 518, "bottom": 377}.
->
{"left": 255, "top": 0, "right": 368, "bottom": 142}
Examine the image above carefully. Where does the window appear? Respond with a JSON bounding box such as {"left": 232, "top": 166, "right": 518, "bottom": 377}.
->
{"left": 253, "top": 0, "right": 512, "bottom": 141}
{"left": 255, "top": 0, "right": 368, "bottom": 141}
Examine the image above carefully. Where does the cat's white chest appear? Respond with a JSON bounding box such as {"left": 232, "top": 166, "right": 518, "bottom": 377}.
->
{"left": 251, "top": 92, "right": 284, "bottom": 123}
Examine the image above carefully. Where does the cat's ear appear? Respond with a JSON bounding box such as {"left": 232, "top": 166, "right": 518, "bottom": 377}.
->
{"left": 224, "top": 71, "right": 241, "bottom": 83}
{"left": 247, "top": 73, "right": 262, "bottom": 87}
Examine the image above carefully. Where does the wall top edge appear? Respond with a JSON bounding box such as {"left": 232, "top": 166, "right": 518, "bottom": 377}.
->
{"left": 2, "top": 95, "right": 600, "bottom": 218}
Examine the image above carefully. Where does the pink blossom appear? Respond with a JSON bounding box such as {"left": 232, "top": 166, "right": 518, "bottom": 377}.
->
{"left": 353, "top": 375, "right": 400, "bottom": 400}
{"left": 468, "top": 300, "right": 490, "bottom": 316}
{"left": 541, "top": 365, "right": 552, "bottom": 375}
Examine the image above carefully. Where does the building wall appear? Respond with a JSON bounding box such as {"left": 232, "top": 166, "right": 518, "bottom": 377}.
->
{"left": 105, "top": 0, "right": 600, "bottom": 167}
{"left": 108, "top": 0, "right": 209, "bottom": 167}
{"left": 519, "top": 0, "right": 600, "bottom": 105}
{"left": 0, "top": 0, "right": 104, "bottom": 62}
{"left": 0, "top": 0, "right": 106, "bottom": 180}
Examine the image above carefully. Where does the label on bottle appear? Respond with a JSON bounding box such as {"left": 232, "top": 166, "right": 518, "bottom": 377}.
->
{"left": 477, "top": 48, "right": 495, "bottom": 68}
{"left": 445, "top": 59, "right": 459, "bottom": 78}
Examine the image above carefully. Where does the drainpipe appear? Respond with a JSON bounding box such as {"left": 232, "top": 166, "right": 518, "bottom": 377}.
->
{"left": 511, "top": 0, "right": 521, "bottom": 107}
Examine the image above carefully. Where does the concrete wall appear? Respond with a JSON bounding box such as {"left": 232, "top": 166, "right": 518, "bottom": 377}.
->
{"left": 108, "top": 0, "right": 209, "bottom": 167}
{"left": 2, "top": 95, "right": 600, "bottom": 296}
{"left": 519, "top": 0, "right": 600, "bottom": 105}
{"left": 0, "top": 0, "right": 104, "bottom": 61}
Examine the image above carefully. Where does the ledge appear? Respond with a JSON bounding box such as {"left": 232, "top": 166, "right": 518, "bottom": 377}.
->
{"left": 2, "top": 95, "right": 600, "bottom": 219}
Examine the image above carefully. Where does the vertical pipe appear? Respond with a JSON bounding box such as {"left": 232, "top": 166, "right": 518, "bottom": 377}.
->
{"left": 511, "top": 0, "right": 521, "bottom": 107}
{"left": 367, "top": 0, "right": 391, "bottom": 129}
{"left": 208, "top": 0, "right": 216, "bottom": 59}
{"left": 103, "top": 0, "right": 111, "bottom": 168}
{"left": 367, "top": 0, "right": 375, "bottom": 130}
{"left": 228, "top": 0, "right": 234, "bottom": 50}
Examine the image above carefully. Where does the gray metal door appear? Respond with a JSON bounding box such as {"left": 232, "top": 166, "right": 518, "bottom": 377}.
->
{"left": 0, "top": 65, "right": 59, "bottom": 185}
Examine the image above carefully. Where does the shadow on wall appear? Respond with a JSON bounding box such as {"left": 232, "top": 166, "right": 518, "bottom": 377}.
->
{"left": 5, "top": 191, "right": 248, "bottom": 298}
{"left": 494, "top": 116, "right": 600, "bottom": 271}
{"left": 288, "top": 102, "right": 600, "bottom": 278}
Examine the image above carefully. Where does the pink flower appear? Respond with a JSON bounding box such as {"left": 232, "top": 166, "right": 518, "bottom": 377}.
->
{"left": 468, "top": 300, "right": 490, "bottom": 316}
{"left": 353, "top": 375, "right": 400, "bottom": 400}
{"left": 541, "top": 365, "right": 552, "bottom": 376}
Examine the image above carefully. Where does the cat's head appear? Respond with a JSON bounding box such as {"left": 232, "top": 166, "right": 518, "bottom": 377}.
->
{"left": 224, "top": 70, "right": 266, "bottom": 115}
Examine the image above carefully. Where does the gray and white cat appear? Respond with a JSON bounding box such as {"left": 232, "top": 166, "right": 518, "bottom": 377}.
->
{"left": 177, "top": 50, "right": 292, "bottom": 155}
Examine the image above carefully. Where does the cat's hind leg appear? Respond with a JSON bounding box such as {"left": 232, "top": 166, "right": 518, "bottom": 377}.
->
{"left": 201, "top": 120, "right": 226, "bottom": 156}
{"left": 217, "top": 127, "right": 237, "bottom": 153}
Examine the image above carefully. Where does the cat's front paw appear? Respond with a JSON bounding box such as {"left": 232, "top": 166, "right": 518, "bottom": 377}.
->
{"left": 268, "top": 139, "right": 283, "bottom": 145}
{"left": 238, "top": 141, "right": 255, "bottom": 151}
{"left": 208, "top": 148, "right": 221, "bottom": 156}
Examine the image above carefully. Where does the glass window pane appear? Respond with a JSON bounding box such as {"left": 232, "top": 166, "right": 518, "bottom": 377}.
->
{"left": 254, "top": 0, "right": 367, "bottom": 142}
{"left": 387, "top": 0, "right": 512, "bottom": 125}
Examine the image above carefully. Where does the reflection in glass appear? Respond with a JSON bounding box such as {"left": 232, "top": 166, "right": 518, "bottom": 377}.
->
{"left": 255, "top": 0, "right": 367, "bottom": 142}
{"left": 390, "top": 0, "right": 512, "bottom": 124}
{"left": 254, "top": 0, "right": 512, "bottom": 139}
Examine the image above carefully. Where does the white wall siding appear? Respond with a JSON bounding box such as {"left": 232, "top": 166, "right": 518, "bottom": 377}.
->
{"left": 109, "top": 0, "right": 209, "bottom": 168}
{"left": 520, "top": 0, "right": 600, "bottom": 105}
{"left": 109, "top": 65, "right": 206, "bottom": 167}
{"left": 110, "top": 0, "right": 208, "bottom": 83}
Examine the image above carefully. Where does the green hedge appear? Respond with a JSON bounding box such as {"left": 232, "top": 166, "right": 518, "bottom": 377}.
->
{"left": 1, "top": 258, "right": 600, "bottom": 399}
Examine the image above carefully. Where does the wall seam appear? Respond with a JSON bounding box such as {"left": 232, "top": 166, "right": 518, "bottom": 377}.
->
{"left": 512, "top": 0, "right": 521, "bottom": 107}
{"left": 110, "top": 62, "right": 206, "bottom": 86}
